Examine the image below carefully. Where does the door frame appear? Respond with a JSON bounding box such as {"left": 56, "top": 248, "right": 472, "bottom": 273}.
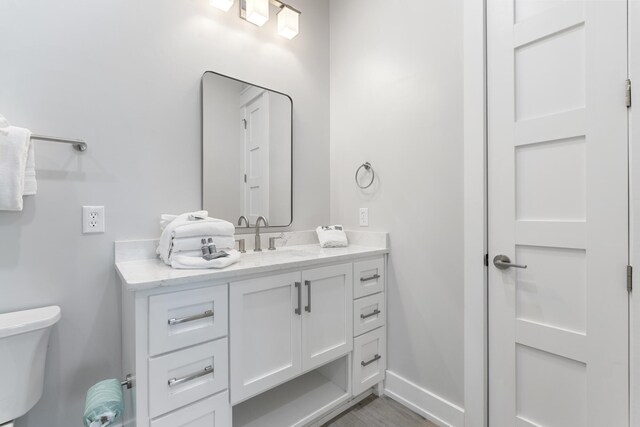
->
{"left": 463, "top": 0, "right": 488, "bottom": 426}
{"left": 464, "top": 1, "right": 635, "bottom": 426}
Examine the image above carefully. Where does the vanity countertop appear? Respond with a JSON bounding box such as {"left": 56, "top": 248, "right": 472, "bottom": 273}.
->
{"left": 116, "top": 232, "right": 388, "bottom": 291}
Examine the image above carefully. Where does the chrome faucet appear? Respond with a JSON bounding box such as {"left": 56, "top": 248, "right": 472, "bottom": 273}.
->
{"left": 237, "top": 215, "right": 250, "bottom": 228}
{"left": 254, "top": 216, "right": 269, "bottom": 251}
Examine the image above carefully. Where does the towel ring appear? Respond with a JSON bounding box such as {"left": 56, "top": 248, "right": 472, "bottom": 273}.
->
{"left": 355, "top": 162, "right": 375, "bottom": 189}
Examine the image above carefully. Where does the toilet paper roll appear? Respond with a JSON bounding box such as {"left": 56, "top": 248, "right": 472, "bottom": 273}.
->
{"left": 83, "top": 379, "right": 123, "bottom": 427}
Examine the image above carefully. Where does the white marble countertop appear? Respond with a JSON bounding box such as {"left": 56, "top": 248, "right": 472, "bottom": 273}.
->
{"left": 116, "top": 231, "right": 389, "bottom": 291}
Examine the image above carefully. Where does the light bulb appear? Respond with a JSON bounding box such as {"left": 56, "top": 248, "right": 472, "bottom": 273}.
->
{"left": 245, "top": 0, "right": 269, "bottom": 26}
{"left": 278, "top": 5, "right": 299, "bottom": 39}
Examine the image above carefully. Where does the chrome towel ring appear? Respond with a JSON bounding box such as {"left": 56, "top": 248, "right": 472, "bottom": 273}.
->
{"left": 355, "top": 162, "right": 375, "bottom": 189}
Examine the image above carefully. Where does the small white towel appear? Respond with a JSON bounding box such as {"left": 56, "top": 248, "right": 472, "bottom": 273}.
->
{"left": 316, "top": 225, "right": 349, "bottom": 248}
{"left": 172, "top": 249, "right": 241, "bottom": 270}
{"left": 0, "top": 117, "right": 34, "bottom": 211}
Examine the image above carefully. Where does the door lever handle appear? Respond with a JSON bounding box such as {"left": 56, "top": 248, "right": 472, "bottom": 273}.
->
{"left": 493, "top": 255, "right": 527, "bottom": 270}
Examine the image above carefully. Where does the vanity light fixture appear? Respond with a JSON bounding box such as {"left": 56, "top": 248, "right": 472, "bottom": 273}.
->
{"left": 210, "top": 0, "right": 234, "bottom": 12}
{"left": 240, "top": 0, "right": 270, "bottom": 26}
{"left": 276, "top": 3, "right": 300, "bottom": 39}
{"left": 235, "top": 0, "right": 301, "bottom": 37}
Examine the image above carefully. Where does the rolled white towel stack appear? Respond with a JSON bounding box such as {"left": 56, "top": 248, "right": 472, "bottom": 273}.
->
{"left": 157, "top": 211, "right": 240, "bottom": 269}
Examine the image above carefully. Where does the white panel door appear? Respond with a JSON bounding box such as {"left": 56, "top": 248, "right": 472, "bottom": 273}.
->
{"left": 301, "top": 264, "right": 353, "bottom": 371}
{"left": 487, "top": 1, "right": 629, "bottom": 426}
{"left": 229, "top": 272, "right": 302, "bottom": 404}
{"left": 242, "top": 90, "right": 270, "bottom": 224}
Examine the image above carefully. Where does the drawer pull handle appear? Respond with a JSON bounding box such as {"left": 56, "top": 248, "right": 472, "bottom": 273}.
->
{"left": 360, "top": 274, "right": 380, "bottom": 282}
{"left": 295, "top": 282, "right": 301, "bottom": 315}
{"left": 168, "top": 310, "right": 214, "bottom": 326}
{"left": 361, "top": 309, "right": 381, "bottom": 319}
{"left": 168, "top": 365, "right": 214, "bottom": 387}
{"left": 305, "top": 280, "right": 312, "bottom": 313}
{"left": 361, "top": 354, "right": 381, "bottom": 367}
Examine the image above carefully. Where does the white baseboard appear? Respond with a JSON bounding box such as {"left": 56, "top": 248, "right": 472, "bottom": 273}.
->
{"left": 384, "top": 370, "right": 465, "bottom": 427}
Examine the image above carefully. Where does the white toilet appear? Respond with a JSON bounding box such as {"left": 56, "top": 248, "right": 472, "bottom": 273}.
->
{"left": 0, "top": 306, "right": 61, "bottom": 425}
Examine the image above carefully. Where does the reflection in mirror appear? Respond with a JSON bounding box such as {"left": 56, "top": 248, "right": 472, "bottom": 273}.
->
{"left": 202, "top": 71, "right": 293, "bottom": 227}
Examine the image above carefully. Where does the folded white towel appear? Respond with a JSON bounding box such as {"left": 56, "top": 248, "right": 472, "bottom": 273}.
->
{"left": 171, "top": 236, "right": 236, "bottom": 253}
{"left": 160, "top": 210, "right": 208, "bottom": 230}
{"left": 173, "top": 221, "right": 235, "bottom": 239}
{"left": 0, "top": 120, "right": 33, "bottom": 211}
{"left": 23, "top": 141, "right": 37, "bottom": 196}
{"left": 157, "top": 212, "right": 236, "bottom": 265}
{"left": 172, "top": 250, "right": 241, "bottom": 270}
{"left": 316, "top": 225, "right": 349, "bottom": 248}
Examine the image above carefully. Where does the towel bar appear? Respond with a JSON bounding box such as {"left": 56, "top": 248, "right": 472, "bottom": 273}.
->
{"left": 31, "top": 134, "right": 87, "bottom": 152}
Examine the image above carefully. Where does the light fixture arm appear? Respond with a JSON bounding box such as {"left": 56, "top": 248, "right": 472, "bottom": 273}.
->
{"left": 269, "top": 0, "right": 301, "bottom": 15}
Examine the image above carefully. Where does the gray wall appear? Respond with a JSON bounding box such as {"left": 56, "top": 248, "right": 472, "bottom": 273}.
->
{"left": 329, "top": 0, "right": 465, "bottom": 407}
{"left": 0, "top": 0, "right": 329, "bottom": 425}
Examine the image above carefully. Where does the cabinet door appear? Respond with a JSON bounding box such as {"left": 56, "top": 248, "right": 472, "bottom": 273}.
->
{"left": 230, "top": 272, "right": 302, "bottom": 404}
{"left": 301, "top": 264, "right": 353, "bottom": 371}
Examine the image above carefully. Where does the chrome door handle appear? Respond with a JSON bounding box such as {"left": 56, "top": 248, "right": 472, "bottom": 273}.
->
{"left": 493, "top": 255, "right": 527, "bottom": 270}
{"left": 305, "top": 280, "right": 311, "bottom": 313}
{"left": 295, "top": 282, "right": 301, "bottom": 315}
{"left": 168, "top": 310, "right": 214, "bottom": 326}
{"left": 168, "top": 365, "right": 213, "bottom": 387}
{"left": 361, "top": 354, "right": 381, "bottom": 367}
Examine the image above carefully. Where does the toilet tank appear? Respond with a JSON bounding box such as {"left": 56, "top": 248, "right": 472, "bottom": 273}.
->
{"left": 0, "top": 306, "right": 61, "bottom": 424}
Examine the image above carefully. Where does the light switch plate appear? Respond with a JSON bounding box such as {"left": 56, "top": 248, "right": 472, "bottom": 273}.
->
{"left": 83, "top": 206, "right": 105, "bottom": 234}
{"left": 359, "top": 208, "right": 369, "bottom": 227}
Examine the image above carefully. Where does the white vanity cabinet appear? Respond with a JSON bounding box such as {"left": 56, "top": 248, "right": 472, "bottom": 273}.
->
{"left": 230, "top": 264, "right": 353, "bottom": 404}
{"left": 117, "top": 238, "right": 388, "bottom": 427}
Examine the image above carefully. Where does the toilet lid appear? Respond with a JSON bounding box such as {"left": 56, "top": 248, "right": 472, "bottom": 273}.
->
{"left": 0, "top": 306, "right": 61, "bottom": 339}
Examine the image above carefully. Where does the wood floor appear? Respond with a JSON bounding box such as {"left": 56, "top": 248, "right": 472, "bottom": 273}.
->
{"left": 321, "top": 395, "right": 438, "bottom": 427}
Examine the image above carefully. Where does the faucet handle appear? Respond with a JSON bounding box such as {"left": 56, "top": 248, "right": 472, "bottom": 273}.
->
{"left": 268, "top": 237, "right": 283, "bottom": 251}
{"left": 236, "top": 238, "right": 246, "bottom": 253}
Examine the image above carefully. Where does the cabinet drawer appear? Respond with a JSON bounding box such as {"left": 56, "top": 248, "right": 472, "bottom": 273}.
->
{"left": 352, "top": 328, "right": 386, "bottom": 396}
{"left": 149, "top": 339, "right": 229, "bottom": 418}
{"left": 353, "top": 292, "right": 385, "bottom": 337}
{"left": 353, "top": 258, "right": 385, "bottom": 299}
{"left": 150, "top": 391, "right": 230, "bottom": 427}
{"left": 149, "top": 285, "right": 228, "bottom": 356}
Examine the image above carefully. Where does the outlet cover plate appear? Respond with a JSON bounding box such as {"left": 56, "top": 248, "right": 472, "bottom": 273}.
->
{"left": 359, "top": 208, "right": 369, "bottom": 227}
{"left": 83, "top": 206, "right": 105, "bottom": 234}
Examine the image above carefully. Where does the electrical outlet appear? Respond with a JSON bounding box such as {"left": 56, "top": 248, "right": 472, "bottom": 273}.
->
{"left": 83, "top": 206, "right": 105, "bottom": 234}
{"left": 359, "top": 208, "right": 369, "bottom": 227}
